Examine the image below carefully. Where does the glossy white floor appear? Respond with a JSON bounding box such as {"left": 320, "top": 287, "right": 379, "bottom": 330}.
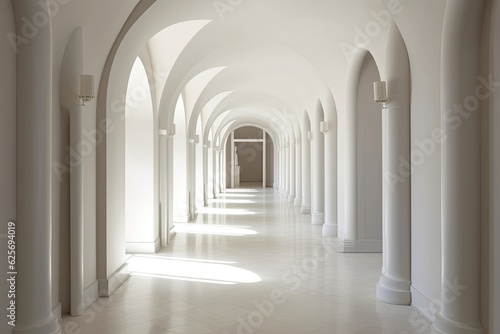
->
{"left": 61, "top": 184, "right": 431, "bottom": 334}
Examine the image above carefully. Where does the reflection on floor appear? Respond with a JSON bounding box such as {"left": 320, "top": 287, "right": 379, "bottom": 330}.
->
{"left": 61, "top": 185, "right": 431, "bottom": 334}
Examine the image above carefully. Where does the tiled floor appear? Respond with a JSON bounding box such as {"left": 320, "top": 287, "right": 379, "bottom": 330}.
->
{"left": 61, "top": 184, "right": 431, "bottom": 334}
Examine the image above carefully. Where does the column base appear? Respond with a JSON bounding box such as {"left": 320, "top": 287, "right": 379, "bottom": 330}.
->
{"left": 376, "top": 273, "right": 411, "bottom": 305}
{"left": 13, "top": 313, "right": 60, "bottom": 334}
{"left": 312, "top": 213, "right": 325, "bottom": 225}
{"left": 301, "top": 204, "right": 311, "bottom": 214}
{"left": 431, "top": 312, "right": 483, "bottom": 334}
{"left": 322, "top": 223, "right": 337, "bottom": 237}
{"left": 288, "top": 195, "right": 295, "bottom": 203}
{"left": 282, "top": 191, "right": 289, "bottom": 198}
{"left": 98, "top": 263, "right": 130, "bottom": 297}
{"left": 294, "top": 197, "right": 302, "bottom": 207}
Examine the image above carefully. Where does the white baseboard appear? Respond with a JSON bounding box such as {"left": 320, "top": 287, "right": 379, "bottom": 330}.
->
{"left": 411, "top": 285, "right": 439, "bottom": 323}
{"left": 126, "top": 238, "right": 161, "bottom": 254}
{"left": 312, "top": 213, "right": 325, "bottom": 225}
{"left": 322, "top": 224, "right": 338, "bottom": 237}
{"left": 83, "top": 280, "right": 99, "bottom": 311}
{"left": 98, "top": 263, "right": 130, "bottom": 297}
{"left": 52, "top": 302, "right": 62, "bottom": 323}
{"left": 341, "top": 239, "right": 382, "bottom": 253}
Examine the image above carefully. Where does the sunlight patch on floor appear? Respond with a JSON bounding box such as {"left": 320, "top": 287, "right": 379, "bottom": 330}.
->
{"left": 175, "top": 223, "right": 257, "bottom": 236}
{"left": 129, "top": 256, "right": 261, "bottom": 285}
{"left": 196, "top": 207, "right": 256, "bottom": 216}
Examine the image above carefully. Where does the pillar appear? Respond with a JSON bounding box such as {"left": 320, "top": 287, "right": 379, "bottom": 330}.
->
{"left": 13, "top": 0, "right": 61, "bottom": 333}
{"left": 301, "top": 123, "right": 312, "bottom": 214}
{"left": 432, "top": 1, "right": 484, "bottom": 333}
{"left": 312, "top": 102, "right": 325, "bottom": 225}
{"left": 284, "top": 142, "right": 290, "bottom": 198}
{"left": 203, "top": 144, "right": 208, "bottom": 205}
{"left": 289, "top": 137, "right": 296, "bottom": 202}
{"left": 294, "top": 138, "right": 302, "bottom": 207}
{"left": 281, "top": 141, "right": 287, "bottom": 194}
{"left": 323, "top": 114, "right": 338, "bottom": 237}
{"left": 376, "top": 24, "right": 411, "bottom": 306}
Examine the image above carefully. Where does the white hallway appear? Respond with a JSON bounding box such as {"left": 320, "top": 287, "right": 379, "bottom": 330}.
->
{"left": 61, "top": 185, "right": 430, "bottom": 334}
{"left": 2, "top": 1, "right": 500, "bottom": 334}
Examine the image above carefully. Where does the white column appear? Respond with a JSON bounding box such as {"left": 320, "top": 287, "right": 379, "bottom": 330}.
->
{"left": 203, "top": 145, "right": 209, "bottom": 205}
{"left": 263, "top": 132, "right": 267, "bottom": 188}
{"left": 276, "top": 145, "right": 283, "bottom": 193}
{"left": 188, "top": 140, "right": 196, "bottom": 220}
{"left": 13, "top": 1, "right": 60, "bottom": 333}
{"left": 159, "top": 132, "right": 168, "bottom": 246}
{"left": 213, "top": 148, "right": 219, "bottom": 197}
{"left": 491, "top": 4, "right": 500, "bottom": 333}
{"left": 289, "top": 138, "right": 296, "bottom": 202}
{"left": 294, "top": 139, "right": 302, "bottom": 207}
{"left": 312, "top": 107, "right": 325, "bottom": 225}
{"left": 70, "top": 106, "right": 84, "bottom": 315}
{"left": 432, "top": 1, "right": 484, "bottom": 333}
{"left": 273, "top": 142, "right": 280, "bottom": 191}
{"left": 323, "top": 118, "right": 338, "bottom": 237}
{"left": 301, "top": 130, "right": 312, "bottom": 214}
{"left": 60, "top": 26, "right": 85, "bottom": 316}
{"left": 376, "top": 24, "right": 411, "bottom": 306}
{"left": 231, "top": 132, "right": 235, "bottom": 188}
{"left": 280, "top": 141, "right": 286, "bottom": 196}
{"left": 284, "top": 143, "right": 290, "bottom": 198}
{"left": 221, "top": 147, "right": 226, "bottom": 192}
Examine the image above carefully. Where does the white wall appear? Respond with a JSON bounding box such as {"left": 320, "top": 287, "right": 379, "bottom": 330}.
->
{"left": 50, "top": 0, "right": 140, "bottom": 285}
{"left": 0, "top": 2, "right": 16, "bottom": 333}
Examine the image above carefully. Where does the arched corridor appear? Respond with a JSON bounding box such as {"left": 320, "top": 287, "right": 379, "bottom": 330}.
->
{"left": 60, "top": 185, "right": 430, "bottom": 334}
{"left": 2, "top": 1, "right": 499, "bottom": 334}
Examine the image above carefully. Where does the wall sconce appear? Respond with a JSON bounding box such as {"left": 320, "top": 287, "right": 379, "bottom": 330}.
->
{"left": 373, "top": 81, "right": 388, "bottom": 109}
{"left": 320, "top": 121, "right": 329, "bottom": 133}
{"left": 189, "top": 135, "right": 200, "bottom": 145}
{"left": 168, "top": 123, "right": 176, "bottom": 136}
{"left": 78, "top": 74, "right": 95, "bottom": 106}
{"left": 307, "top": 131, "right": 313, "bottom": 141}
